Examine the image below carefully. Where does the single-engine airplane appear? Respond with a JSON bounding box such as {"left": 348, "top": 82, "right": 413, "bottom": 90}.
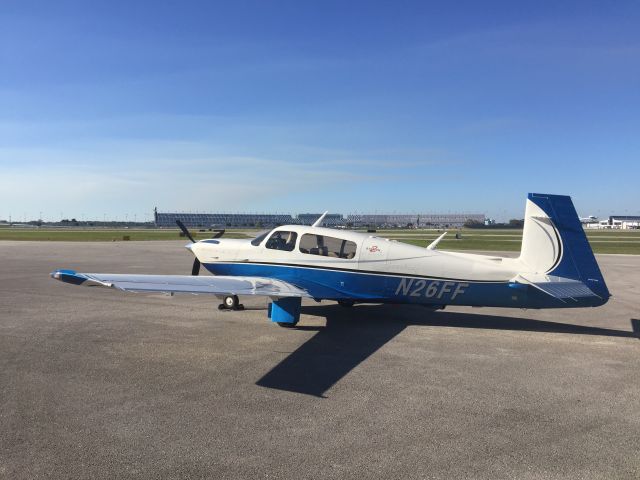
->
{"left": 51, "top": 193, "right": 610, "bottom": 327}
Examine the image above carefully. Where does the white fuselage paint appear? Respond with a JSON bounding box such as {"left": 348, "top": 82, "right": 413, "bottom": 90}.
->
{"left": 189, "top": 225, "right": 540, "bottom": 285}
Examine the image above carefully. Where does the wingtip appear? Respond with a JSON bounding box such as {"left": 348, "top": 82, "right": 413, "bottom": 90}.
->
{"left": 50, "top": 269, "right": 87, "bottom": 285}
{"left": 51, "top": 268, "right": 75, "bottom": 279}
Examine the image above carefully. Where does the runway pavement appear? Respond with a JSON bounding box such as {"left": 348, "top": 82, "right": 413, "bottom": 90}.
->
{"left": 1, "top": 241, "right": 638, "bottom": 479}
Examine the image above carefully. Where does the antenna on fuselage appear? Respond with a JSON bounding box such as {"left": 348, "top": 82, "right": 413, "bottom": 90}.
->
{"left": 312, "top": 211, "right": 328, "bottom": 228}
{"left": 427, "top": 231, "right": 447, "bottom": 250}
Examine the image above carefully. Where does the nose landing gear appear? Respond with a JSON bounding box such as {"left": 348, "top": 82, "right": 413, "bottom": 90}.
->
{"left": 219, "top": 295, "right": 244, "bottom": 311}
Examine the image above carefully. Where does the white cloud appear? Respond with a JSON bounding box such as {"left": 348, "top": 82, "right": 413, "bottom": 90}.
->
{"left": 0, "top": 139, "right": 454, "bottom": 220}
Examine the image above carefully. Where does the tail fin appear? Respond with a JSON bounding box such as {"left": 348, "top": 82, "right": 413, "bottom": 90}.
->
{"left": 519, "top": 193, "right": 610, "bottom": 299}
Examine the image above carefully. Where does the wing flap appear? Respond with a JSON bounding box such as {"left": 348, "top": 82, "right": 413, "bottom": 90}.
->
{"left": 51, "top": 270, "right": 310, "bottom": 298}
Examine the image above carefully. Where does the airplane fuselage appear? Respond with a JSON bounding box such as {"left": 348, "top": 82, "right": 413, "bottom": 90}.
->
{"left": 189, "top": 226, "right": 605, "bottom": 309}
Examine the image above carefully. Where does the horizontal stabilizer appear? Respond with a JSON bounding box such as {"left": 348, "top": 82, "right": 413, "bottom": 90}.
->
{"left": 513, "top": 273, "right": 602, "bottom": 303}
{"left": 530, "top": 281, "right": 599, "bottom": 302}
{"left": 51, "top": 270, "right": 311, "bottom": 298}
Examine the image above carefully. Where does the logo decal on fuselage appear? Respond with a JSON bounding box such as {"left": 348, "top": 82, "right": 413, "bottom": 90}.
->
{"left": 394, "top": 278, "right": 468, "bottom": 301}
{"left": 367, "top": 245, "right": 381, "bottom": 253}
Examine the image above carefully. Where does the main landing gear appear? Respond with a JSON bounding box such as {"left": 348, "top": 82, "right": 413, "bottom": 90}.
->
{"left": 218, "top": 295, "right": 244, "bottom": 311}
{"left": 276, "top": 321, "right": 298, "bottom": 328}
{"left": 268, "top": 297, "right": 301, "bottom": 328}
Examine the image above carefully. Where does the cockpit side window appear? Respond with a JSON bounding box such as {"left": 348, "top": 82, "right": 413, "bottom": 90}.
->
{"left": 251, "top": 229, "right": 274, "bottom": 246}
{"left": 265, "top": 231, "right": 298, "bottom": 252}
{"left": 299, "top": 234, "right": 357, "bottom": 259}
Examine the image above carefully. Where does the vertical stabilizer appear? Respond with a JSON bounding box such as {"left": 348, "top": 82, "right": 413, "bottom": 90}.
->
{"left": 519, "top": 193, "right": 609, "bottom": 299}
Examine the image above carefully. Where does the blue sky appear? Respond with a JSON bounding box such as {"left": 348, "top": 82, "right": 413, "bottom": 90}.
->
{"left": 1, "top": 0, "right": 639, "bottom": 221}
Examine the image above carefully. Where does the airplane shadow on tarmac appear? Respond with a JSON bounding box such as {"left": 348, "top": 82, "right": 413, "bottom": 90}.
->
{"left": 256, "top": 305, "right": 640, "bottom": 398}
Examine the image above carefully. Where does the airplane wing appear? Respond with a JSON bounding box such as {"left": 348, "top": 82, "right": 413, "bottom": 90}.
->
{"left": 512, "top": 273, "right": 603, "bottom": 303}
{"left": 51, "top": 269, "right": 311, "bottom": 298}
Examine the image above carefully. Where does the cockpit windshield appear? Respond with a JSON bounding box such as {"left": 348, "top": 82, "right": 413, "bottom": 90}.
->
{"left": 250, "top": 229, "right": 274, "bottom": 246}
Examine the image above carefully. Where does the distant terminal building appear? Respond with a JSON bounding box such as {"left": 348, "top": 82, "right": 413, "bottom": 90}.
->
{"left": 585, "top": 215, "right": 640, "bottom": 230}
{"left": 154, "top": 209, "right": 294, "bottom": 228}
{"left": 296, "top": 213, "right": 345, "bottom": 227}
{"left": 153, "top": 208, "right": 485, "bottom": 229}
{"left": 345, "top": 213, "right": 485, "bottom": 228}
{"left": 609, "top": 215, "right": 640, "bottom": 229}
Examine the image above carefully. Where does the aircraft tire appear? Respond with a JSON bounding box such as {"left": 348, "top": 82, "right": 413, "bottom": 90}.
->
{"left": 223, "top": 295, "right": 239, "bottom": 309}
{"left": 338, "top": 300, "right": 355, "bottom": 308}
{"left": 277, "top": 321, "right": 299, "bottom": 328}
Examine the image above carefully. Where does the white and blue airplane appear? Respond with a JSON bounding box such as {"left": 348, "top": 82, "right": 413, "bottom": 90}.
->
{"left": 51, "top": 193, "right": 610, "bottom": 326}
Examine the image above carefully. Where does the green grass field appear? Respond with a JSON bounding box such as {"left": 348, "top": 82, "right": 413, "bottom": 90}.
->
{"left": 376, "top": 229, "right": 640, "bottom": 254}
{"left": 0, "top": 227, "right": 638, "bottom": 254}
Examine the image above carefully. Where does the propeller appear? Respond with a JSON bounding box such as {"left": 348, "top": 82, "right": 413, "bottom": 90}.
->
{"left": 176, "top": 219, "right": 196, "bottom": 243}
{"left": 176, "top": 220, "right": 200, "bottom": 275}
{"left": 176, "top": 222, "right": 226, "bottom": 276}
{"left": 191, "top": 257, "right": 201, "bottom": 276}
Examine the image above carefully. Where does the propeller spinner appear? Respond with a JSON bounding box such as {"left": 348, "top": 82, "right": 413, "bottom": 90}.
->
{"left": 175, "top": 221, "right": 225, "bottom": 275}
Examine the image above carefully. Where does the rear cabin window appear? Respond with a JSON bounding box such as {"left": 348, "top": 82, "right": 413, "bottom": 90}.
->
{"left": 265, "top": 231, "right": 297, "bottom": 252}
{"left": 299, "top": 234, "right": 357, "bottom": 259}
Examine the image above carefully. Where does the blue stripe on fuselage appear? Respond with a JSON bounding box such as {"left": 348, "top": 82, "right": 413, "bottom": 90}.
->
{"left": 203, "top": 262, "right": 602, "bottom": 308}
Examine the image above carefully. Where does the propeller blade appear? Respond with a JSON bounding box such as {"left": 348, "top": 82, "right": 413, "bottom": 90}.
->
{"left": 176, "top": 220, "right": 196, "bottom": 243}
{"left": 191, "top": 258, "right": 201, "bottom": 276}
{"left": 212, "top": 229, "right": 225, "bottom": 239}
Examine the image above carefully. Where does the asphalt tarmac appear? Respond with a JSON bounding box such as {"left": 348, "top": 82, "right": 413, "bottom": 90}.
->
{"left": 1, "top": 241, "right": 638, "bottom": 479}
